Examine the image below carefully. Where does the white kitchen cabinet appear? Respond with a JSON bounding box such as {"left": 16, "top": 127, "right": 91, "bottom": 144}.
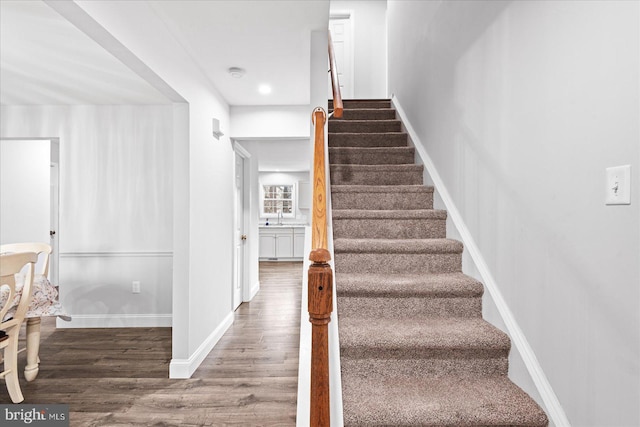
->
{"left": 259, "top": 226, "right": 305, "bottom": 260}
{"left": 259, "top": 232, "right": 277, "bottom": 258}
{"left": 276, "top": 233, "right": 294, "bottom": 258}
{"left": 293, "top": 229, "right": 306, "bottom": 258}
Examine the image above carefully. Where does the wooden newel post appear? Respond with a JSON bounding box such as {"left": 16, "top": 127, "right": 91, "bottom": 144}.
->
{"left": 308, "top": 248, "right": 333, "bottom": 427}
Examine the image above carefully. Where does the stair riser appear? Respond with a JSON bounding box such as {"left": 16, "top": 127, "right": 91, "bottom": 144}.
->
{"left": 332, "top": 192, "right": 433, "bottom": 210}
{"left": 335, "top": 253, "right": 462, "bottom": 274}
{"left": 341, "top": 345, "right": 508, "bottom": 362}
{"left": 332, "top": 109, "right": 396, "bottom": 120}
{"left": 340, "top": 357, "right": 508, "bottom": 378}
{"left": 329, "top": 120, "right": 402, "bottom": 133}
{"left": 337, "top": 296, "right": 481, "bottom": 318}
{"left": 329, "top": 148, "right": 414, "bottom": 165}
{"left": 333, "top": 218, "right": 446, "bottom": 239}
{"left": 329, "top": 133, "right": 408, "bottom": 148}
{"left": 331, "top": 167, "right": 423, "bottom": 185}
{"left": 330, "top": 100, "right": 391, "bottom": 109}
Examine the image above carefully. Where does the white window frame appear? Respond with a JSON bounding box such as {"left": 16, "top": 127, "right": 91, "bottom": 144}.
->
{"left": 261, "top": 184, "right": 296, "bottom": 218}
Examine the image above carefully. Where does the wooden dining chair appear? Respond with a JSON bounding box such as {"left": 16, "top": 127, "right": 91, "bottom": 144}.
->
{"left": 1, "top": 251, "right": 37, "bottom": 403}
{"left": 0, "top": 242, "right": 52, "bottom": 381}
{"left": 0, "top": 242, "right": 51, "bottom": 278}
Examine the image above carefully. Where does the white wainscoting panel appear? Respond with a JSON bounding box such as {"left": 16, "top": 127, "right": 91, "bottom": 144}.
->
{"left": 58, "top": 251, "right": 173, "bottom": 328}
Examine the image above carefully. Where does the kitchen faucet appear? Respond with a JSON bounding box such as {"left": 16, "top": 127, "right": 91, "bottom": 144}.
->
{"left": 277, "top": 209, "right": 283, "bottom": 225}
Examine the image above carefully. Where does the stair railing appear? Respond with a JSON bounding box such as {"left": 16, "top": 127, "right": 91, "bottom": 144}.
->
{"left": 307, "top": 30, "right": 342, "bottom": 427}
{"left": 328, "top": 30, "right": 343, "bottom": 119}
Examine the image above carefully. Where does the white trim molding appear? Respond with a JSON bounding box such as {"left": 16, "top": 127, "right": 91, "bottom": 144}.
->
{"left": 169, "top": 312, "right": 234, "bottom": 379}
{"left": 392, "top": 95, "right": 571, "bottom": 427}
{"left": 247, "top": 281, "right": 260, "bottom": 301}
{"left": 60, "top": 251, "right": 172, "bottom": 258}
{"left": 56, "top": 313, "right": 171, "bottom": 328}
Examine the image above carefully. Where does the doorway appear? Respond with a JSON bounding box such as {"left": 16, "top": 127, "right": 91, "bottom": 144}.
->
{"left": 329, "top": 12, "right": 354, "bottom": 99}
{"left": 232, "top": 143, "right": 251, "bottom": 310}
{"left": 0, "top": 138, "right": 59, "bottom": 284}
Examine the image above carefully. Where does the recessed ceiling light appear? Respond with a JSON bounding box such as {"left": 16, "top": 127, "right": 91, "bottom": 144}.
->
{"left": 228, "top": 67, "right": 246, "bottom": 78}
{"left": 258, "top": 84, "right": 272, "bottom": 95}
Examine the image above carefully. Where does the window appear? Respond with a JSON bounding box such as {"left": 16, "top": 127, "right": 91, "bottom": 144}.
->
{"left": 262, "top": 184, "right": 294, "bottom": 216}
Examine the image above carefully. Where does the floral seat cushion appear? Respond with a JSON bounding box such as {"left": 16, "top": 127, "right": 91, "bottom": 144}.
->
{"left": 1, "top": 274, "right": 70, "bottom": 321}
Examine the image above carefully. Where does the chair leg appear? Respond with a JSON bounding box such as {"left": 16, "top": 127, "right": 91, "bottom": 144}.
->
{"left": 4, "top": 334, "right": 25, "bottom": 403}
{"left": 25, "top": 317, "right": 41, "bottom": 381}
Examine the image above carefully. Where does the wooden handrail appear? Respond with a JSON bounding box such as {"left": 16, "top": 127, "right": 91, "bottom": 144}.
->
{"left": 328, "top": 31, "right": 343, "bottom": 118}
{"left": 308, "top": 30, "right": 343, "bottom": 427}
{"left": 311, "top": 108, "right": 329, "bottom": 251}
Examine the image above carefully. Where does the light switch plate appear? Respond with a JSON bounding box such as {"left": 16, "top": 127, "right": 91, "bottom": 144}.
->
{"left": 605, "top": 165, "right": 631, "bottom": 205}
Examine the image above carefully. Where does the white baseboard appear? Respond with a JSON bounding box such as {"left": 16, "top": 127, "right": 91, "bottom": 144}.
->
{"left": 169, "top": 311, "right": 234, "bottom": 379}
{"left": 248, "top": 281, "right": 260, "bottom": 301}
{"left": 56, "top": 313, "right": 171, "bottom": 328}
{"left": 392, "top": 95, "right": 570, "bottom": 427}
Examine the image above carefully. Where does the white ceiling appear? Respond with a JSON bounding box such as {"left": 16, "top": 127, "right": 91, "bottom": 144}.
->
{"left": 148, "top": 0, "right": 329, "bottom": 106}
{"left": 0, "top": 0, "right": 329, "bottom": 106}
{"left": 0, "top": 0, "right": 170, "bottom": 105}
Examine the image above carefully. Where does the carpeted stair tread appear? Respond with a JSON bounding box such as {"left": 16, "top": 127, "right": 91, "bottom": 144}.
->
{"left": 329, "top": 146, "right": 415, "bottom": 165}
{"left": 330, "top": 119, "right": 402, "bottom": 133}
{"left": 331, "top": 108, "right": 397, "bottom": 120}
{"left": 334, "top": 238, "right": 463, "bottom": 254}
{"left": 339, "top": 317, "right": 510, "bottom": 355}
{"left": 335, "top": 272, "right": 483, "bottom": 298}
{"left": 331, "top": 164, "right": 422, "bottom": 172}
{"left": 332, "top": 186, "right": 434, "bottom": 210}
{"left": 340, "top": 374, "right": 549, "bottom": 427}
{"left": 329, "top": 132, "right": 408, "bottom": 147}
{"left": 332, "top": 209, "right": 447, "bottom": 239}
{"left": 330, "top": 99, "right": 391, "bottom": 109}
{"left": 331, "top": 184, "right": 433, "bottom": 194}
{"left": 331, "top": 164, "right": 424, "bottom": 185}
{"left": 332, "top": 209, "right": 446, "bottom": 220}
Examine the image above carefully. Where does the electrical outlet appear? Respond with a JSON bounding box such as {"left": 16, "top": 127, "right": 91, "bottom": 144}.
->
{"left": 132, "top": 281, "right": 141, "bottom": 294}
{"left": 605, "top": 165, "right": 631, "bottom": 205}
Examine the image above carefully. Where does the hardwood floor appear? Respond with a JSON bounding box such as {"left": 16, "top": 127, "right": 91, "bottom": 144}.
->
{"left": 1, "top": 262, "right": 303, "bottom": 427}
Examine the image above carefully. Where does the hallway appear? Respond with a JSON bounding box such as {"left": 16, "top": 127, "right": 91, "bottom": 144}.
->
{"left": 5, "top": 261, "right": 303, "bottom": 426}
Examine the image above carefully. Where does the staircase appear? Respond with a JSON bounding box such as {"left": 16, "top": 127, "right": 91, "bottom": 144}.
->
{"left": 328, "top": 99, "right": 549, "bottom": 426}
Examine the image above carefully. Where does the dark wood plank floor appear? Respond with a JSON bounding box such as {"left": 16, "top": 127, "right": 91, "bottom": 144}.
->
{"left": 1, "top": 262, "right": 303, "bottom": 427}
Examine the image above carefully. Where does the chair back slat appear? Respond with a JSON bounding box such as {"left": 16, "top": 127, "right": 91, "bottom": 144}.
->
{"left": 1, "top": 252, "right": 38, "bottom": 325}
{"left": 0, "top": 242, "right": 51, "bottom": 277}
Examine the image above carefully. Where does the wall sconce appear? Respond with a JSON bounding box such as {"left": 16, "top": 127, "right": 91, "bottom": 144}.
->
{"left": 212, "top": 118, "right": 224, "bottom": 140}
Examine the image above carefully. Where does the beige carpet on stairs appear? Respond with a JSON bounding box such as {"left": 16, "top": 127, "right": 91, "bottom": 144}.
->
{"left": 328, "top": 99, "right": 549, "bottom": 426}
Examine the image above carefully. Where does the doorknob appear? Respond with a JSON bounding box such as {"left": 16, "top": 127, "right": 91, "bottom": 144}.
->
{"left": 241, "top": 234, "right": 247, "bottom": 241}
{"left": 50, "top": 230, "right": 56, "bottom": 237}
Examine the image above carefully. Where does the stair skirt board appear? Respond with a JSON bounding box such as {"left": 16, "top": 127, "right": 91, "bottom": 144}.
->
{"left": 328, "top": 98, "right": 550, "bottom": 426}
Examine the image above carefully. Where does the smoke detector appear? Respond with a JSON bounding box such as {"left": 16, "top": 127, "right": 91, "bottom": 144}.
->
{"left": 228, "top": 67, "right": 246, "bottom": 78}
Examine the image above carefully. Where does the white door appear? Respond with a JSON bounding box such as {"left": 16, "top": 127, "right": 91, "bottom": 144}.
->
{"left": 0, "top": 139, "right": 52, "bottom": 274}
{"left": 329, "top": 15, "right": 354, "bottom": 99}
{"left": 50, "top": 161, "right": 59, "bottom": 286}
{"left": 233, "top": 152, "right": 245, "bottom": 310}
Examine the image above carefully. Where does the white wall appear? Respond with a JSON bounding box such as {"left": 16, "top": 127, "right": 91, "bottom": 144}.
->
{"left": 0, "top": 106, "right": 173, "bottom": 326}
{"left": 330, "top": 0, "right": 387, "bottom": 98}
{"left": 388, "top": 1, "right": 639, "bottom": 425}
{"left": 230, "top": 106, "right": 310, "bottom": 139}
{"left": 72, "top": 0, "right": 236, "bottom": 376}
